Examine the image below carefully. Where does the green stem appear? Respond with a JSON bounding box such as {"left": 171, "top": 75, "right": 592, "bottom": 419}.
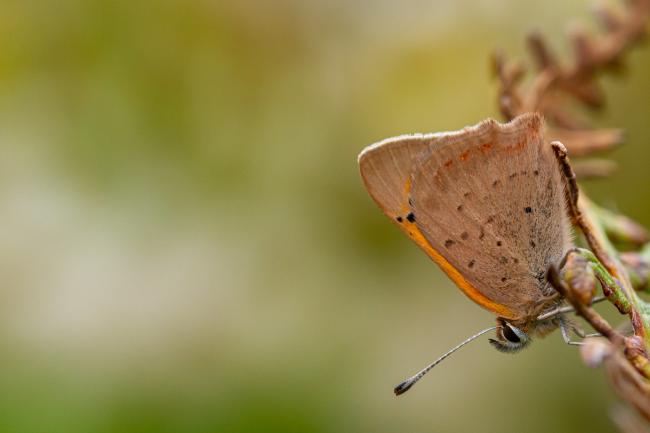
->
{"left": 577, "top": 247, "right": 650, "bottom": 346}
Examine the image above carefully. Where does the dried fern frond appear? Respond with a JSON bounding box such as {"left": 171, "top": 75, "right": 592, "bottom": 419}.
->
{"left": 493, "top": 0, "right": 650, "bottom": 156}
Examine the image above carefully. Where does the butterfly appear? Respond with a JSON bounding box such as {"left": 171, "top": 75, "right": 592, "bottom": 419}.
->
{"left": 358, "top": 113, "right": 577, "bottom": 393}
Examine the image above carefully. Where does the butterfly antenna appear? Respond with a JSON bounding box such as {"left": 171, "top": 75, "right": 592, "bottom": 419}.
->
{"left": 393, "top": 326, "right": 498, "bottom": 396}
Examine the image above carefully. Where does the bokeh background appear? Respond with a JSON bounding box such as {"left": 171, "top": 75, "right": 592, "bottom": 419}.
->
{"left": 0, "top": 0, "right": 649, "bottom": 432}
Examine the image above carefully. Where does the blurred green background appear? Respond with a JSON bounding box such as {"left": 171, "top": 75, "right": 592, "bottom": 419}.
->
{"left": 0, "top": 0, "right": 649, "bottom": 432}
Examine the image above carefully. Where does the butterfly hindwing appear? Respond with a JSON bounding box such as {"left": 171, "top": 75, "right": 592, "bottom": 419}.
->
{"left": 409, "top": 113, "right": 572, "bottom": 318}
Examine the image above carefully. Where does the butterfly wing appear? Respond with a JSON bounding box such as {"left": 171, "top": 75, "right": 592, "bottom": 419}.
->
{"left": 358, "top": 113, "right": 572, "bottom": 320}
{"left": 358, "top": 134, "right": 431, "bottom": 221}
{"left": 409, "top": 113, "right": 573, "bottom": 319}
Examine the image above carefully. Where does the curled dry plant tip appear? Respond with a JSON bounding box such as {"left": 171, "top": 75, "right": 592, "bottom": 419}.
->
{"left": 494, "top": 0, "right": 650, "bottom": 156}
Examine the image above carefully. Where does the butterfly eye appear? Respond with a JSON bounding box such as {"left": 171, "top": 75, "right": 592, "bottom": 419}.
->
{"left": 503, "top": 323, "right": 524, "bottom": 343}
{"left": 489, "top": 321, "right": 531, "bottom": 353}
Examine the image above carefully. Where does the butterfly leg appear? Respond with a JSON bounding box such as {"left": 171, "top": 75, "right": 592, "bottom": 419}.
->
{"left": 559, "top": 316, "right": 602, "bottom": 345}
{"left": 567, "top": 319, "right": 601, "bottom": 339}
{"left": 536, "top": 295, "right": 607, "bottom": 321}
{"left": 559, "top": 318, "right": 585, "bottom": 346}
{"left": 560, "top": 319, "right": 583, "bottom": 346}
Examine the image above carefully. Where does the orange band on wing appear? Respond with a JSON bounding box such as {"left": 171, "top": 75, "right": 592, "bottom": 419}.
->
{"left": 405, "top": 223, "right": 516, "bottom": 319}
{"left": 400, "top": 180, "right": 515, "bottom": 319}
